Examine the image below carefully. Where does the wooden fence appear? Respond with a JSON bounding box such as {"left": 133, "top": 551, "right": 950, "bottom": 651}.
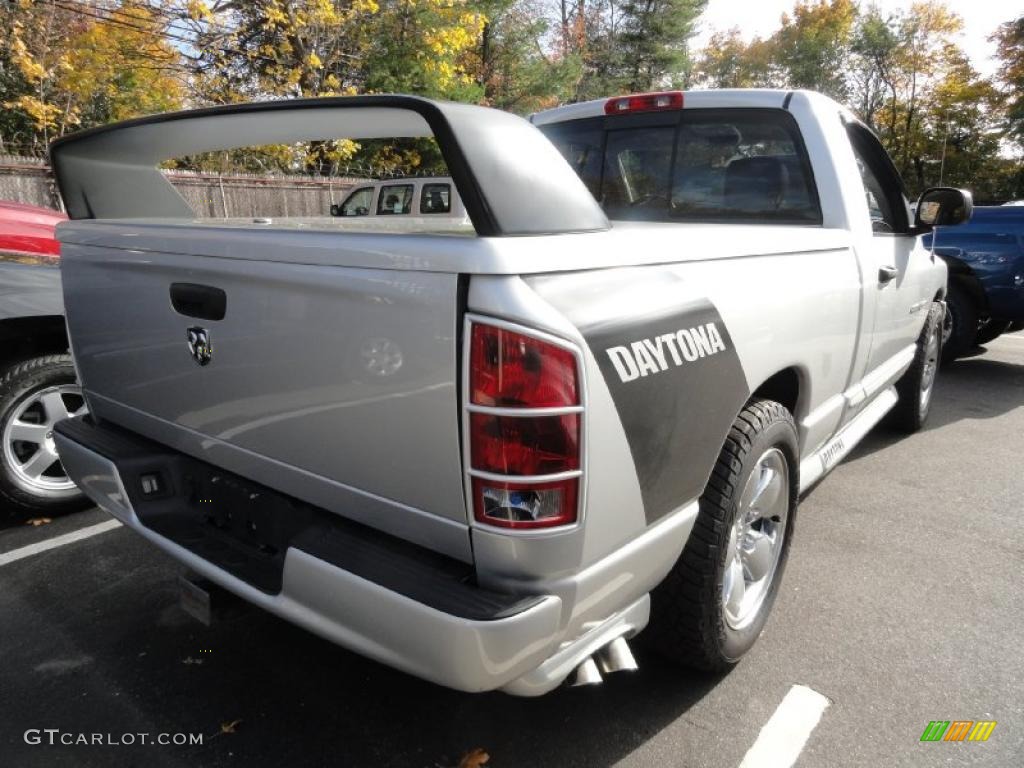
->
{"left": 0, "top": 155, "right": 369, "bottom": 217}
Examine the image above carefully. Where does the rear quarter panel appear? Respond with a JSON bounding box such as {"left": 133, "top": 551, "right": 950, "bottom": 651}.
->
{"left": 468, "top": 228, "right": 861, "bottom": 582}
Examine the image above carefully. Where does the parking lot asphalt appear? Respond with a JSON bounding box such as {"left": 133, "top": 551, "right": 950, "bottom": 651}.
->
{"left": 1, "top": 334, "right": 1022, "bottom": 768}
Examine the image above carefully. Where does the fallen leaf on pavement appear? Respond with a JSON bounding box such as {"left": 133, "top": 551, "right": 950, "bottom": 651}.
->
{"left": 457, "top": 748, "right": 489, "bottom": 768}
{"left": 26, "top": 517, "right": 52, "bottom": 527}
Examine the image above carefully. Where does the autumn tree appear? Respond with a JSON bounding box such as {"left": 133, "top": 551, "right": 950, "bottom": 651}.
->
{"left": 164, "top": 0, "right": 485, "bottom": 173}
{"left": 63, "top": 4, "right": 184, "bottom": 128}
{"left": 1, "top": 2, "right": 86, "bottom": 151}
{"left": 848, "top": 4, "right": 898, "bottom": 128}
{"left": 693, "top": 28, "right": 778, "bottom": 88}
{"left": 992, "top": 15, "right": 1024, "bottom": 148}
{"left": 918, "top": 55, "right": 1005, "bottom": 196}
{"left": 171, "top": 0, "right": 485, "bottom": 102}
{"left": 693, "top": 1, "right": 856, "bottom": 97}
{"left": 770, "top": 0, "right": 857, "bottom": 100}
{"left": 474, "top": 0, "right": 580, "bottom": 113}
{"left": 0, "top": 0, "right": 182, "bottom": 154}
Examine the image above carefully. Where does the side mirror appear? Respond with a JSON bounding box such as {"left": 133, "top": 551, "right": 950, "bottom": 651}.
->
{"left": 914, "top": 187, "right": 973, "bottom": 231}
{"left": 329, "top": 204, "right": 341, "bottom": 217}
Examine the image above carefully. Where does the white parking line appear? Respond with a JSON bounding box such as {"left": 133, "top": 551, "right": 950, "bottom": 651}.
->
{"left": 0, "top": 519, "right": 122, "bottom": 567}
{"left": 738, "top": 684, "right": 831, "bottom": 768}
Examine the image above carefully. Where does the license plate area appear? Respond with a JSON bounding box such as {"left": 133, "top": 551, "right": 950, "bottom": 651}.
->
{"left": 129, "top": 459, "right": 315, "bottom": 594}
{"left": 193, "top": 473, "right": 293, "bottom": 559}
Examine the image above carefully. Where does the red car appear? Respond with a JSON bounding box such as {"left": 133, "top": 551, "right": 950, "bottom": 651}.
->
{"left": 1, "top": 200, "right": 89, "bottom": 515}
{"left": 0, "top": 200, "right": 66, "bottom": 257}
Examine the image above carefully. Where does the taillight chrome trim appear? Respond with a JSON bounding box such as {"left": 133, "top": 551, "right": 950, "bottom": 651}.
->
{"left": 461, "top": 313, "right": 588, "bottom": 536}
{"left": 465, "top": 404, "right": 584, "bottom": 417}
{"left": 468, "top": 467, "right": 583, "bottom": 484}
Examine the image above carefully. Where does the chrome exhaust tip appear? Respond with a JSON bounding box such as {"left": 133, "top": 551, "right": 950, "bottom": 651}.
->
{"left": 596, "top": 636, "right": 638, "bottom": 675}
{"left": 570, "top": 656, "right": 603, "bottom": 686}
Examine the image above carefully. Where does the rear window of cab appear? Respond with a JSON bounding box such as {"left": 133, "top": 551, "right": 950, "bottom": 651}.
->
{"left": 539, "top": 109, "right": 822, "bottom": 225}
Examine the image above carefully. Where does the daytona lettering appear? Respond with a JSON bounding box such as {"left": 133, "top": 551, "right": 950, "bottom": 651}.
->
{"left": 605, "top": 322, "right": 728, "bottom": 383}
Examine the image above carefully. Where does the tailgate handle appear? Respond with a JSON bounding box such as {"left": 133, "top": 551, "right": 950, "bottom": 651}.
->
{"left": 170, "top": 283, "right": 226, "bottom": 321}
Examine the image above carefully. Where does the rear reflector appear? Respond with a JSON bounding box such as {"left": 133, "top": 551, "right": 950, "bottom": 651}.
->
{"left": 472, "top": 476, "right": 578, "bottom": 529}
{"left": 604, "top": 91, "right": 684, "bottom": 115}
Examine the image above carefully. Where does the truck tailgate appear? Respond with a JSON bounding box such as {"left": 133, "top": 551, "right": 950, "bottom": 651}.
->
{"left": 59, "top": 239, "right": 469, "bottom": 559}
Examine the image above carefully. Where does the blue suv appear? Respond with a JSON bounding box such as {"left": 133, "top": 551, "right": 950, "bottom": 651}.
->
{"left": 924, "top": 206, "right": 1024, "bottom": 360}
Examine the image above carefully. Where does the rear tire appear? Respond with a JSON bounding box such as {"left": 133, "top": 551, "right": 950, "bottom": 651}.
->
{"left": 974, "top": 318, "right": 1011, "bottom": 346}
{"left": 941, "top": 282, "right": 977, "bottom": 362}
{"left": 891, "top": 302, "right": 942, "bottom": 433}
{"left": 647, "top": 399, "right": 798, "bottom": 670}
{"left": 0, "top": 354, "right": 89, "bottom": 516}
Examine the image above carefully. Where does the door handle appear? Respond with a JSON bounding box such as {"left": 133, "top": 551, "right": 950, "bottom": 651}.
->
{"left": 170, "top": 283, "right": 226, "bottom": 321}
{"left": 878, "top": 265, "right": 900, "bottom": 285}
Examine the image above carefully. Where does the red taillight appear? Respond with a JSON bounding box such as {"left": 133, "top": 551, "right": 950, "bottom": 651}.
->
{"left": 467, "top": 320, "right": 582, "bottom": 530}
{"left": 470, "top": 324, "right": 579, "bottom": 407}
{"left": 470, "top": 413, "right": 580, "bottom": 475}
{"left": 604, "top": 91, "right": 684, "bottom": 115}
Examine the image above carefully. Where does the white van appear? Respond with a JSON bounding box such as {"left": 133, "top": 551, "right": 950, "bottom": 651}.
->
{"left": 330, "top": 177, "right": 466, "bottom": 219}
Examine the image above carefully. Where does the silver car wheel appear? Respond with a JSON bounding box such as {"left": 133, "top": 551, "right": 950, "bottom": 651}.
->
{"left": 2, "top": 384, "right": 87, "bottom": 496}
{"left": 722, "top": 447, "right": 790, "bottom": 630}
{"left": 920, "top": 322, "right": 940, "bottom": 413}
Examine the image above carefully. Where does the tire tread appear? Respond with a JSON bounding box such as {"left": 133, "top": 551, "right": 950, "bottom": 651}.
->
{"left": 647, "top": 398, "right": 796, "bottom": 670}
{"left": 0, "top": 353, "right": 87, "bottom": 515}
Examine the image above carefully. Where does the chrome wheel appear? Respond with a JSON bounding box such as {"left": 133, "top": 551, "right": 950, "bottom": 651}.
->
{"left": 2, "top": 384, "right": 87, "bottom": 496}
{"left": 920, "top": 323, "right": 940, "bottom": 413}
{"left": 722, "top": 447, "right": 790, "bottom": 630}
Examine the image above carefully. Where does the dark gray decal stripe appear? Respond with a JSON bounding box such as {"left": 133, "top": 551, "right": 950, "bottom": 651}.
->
{"left": 528, "top": 271, "right": 750, "bottom": 524}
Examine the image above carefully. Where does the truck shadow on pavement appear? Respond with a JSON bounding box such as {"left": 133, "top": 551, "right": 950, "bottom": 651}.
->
{"left": 846, "top": 348, "right": 1024, "bottom": 462}
{"left": 185, "top": 610, "right": 728, "bottom": 767}
{"left": 2, "top": 530, "right": 730, "bottom": 768}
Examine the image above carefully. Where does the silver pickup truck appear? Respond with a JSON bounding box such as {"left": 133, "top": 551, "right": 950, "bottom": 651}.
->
{"left": 51, "top": 90, "right": 970, "bottom": 696}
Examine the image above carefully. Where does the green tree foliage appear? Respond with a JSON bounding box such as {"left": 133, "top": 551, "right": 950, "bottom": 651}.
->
{"left": 615, "top": 0, "right": 708, "bottom": 92}
{"left": 562, "top": 0, "right": 707, "bottom": 100}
